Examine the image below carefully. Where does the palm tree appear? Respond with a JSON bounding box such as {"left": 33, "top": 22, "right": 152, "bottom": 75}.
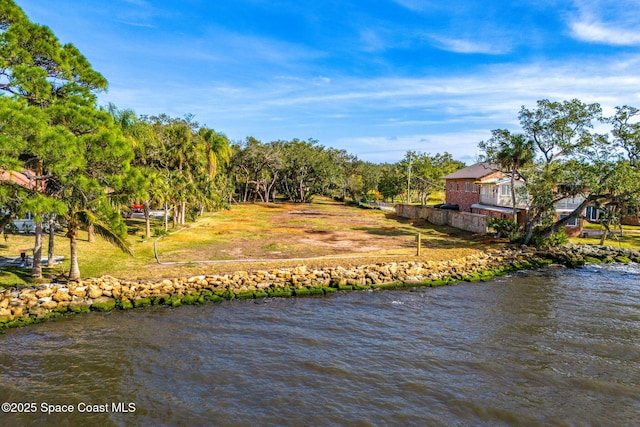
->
{"left": 65, "top": 188, "right": 131, "bottom": 281}
{"left": 198, "top": 128, "right": 232, "bottom": 179}
{"left": 480, "top": 129, "right": 535, "bottom": 223}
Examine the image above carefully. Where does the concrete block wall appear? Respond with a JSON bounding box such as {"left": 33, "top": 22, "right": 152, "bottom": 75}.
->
{"left": 448, "top": 211, "right": 489, "bottom": 234}
{"left": 395, "top": 204, "right": 488, "bottom": 234}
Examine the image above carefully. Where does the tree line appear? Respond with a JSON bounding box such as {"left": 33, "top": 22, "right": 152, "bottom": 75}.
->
{"left": 0, "top": 1, "right": 460, "bottom": 279}
{"left": 229, "top": 138, "right": 463, "bottom": 205}
{"left": 4, "top": 0, "right": 639, "bottom": 280}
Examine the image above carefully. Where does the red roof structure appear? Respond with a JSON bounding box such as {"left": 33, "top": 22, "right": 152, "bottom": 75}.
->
{"left": 0, "top": 169, "right": 36, "bottom": 190}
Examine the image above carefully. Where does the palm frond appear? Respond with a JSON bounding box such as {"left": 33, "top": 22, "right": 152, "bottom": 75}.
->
{"left": 75, "top": 209, "right": 132, "bottom": 255}
{"left": 91, "top": 220, "right": 133, "bottom": 255}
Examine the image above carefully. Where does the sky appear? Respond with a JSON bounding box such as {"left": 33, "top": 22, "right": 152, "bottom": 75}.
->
{"left": 15, "top": 0, "right": 640, "bottom": 164}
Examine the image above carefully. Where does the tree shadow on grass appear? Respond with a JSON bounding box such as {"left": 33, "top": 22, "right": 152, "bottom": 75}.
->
{"left": 0, "top": 266, "right": 34, "bottom": 287}
{"left": 353, "top": 226, "right": 417, "bottom": 237}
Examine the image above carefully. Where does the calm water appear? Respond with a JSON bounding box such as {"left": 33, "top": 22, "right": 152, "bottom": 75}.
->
{"left": 1, "top": 264, "right": 639, "bottom": 426}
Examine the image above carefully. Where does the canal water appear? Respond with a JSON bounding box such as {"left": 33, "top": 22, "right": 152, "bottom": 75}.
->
{"left": 1, "top": 263, "right": 639, "bottom": 426}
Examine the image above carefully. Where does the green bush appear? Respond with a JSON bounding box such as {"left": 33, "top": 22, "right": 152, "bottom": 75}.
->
{"left": 152, "top": 227, "right": 167, "bottom": 237}
{"left": 531, "top": 228, "right": 569, "bottom": 247}
{"left": 488, "top": 218, "right": 520, "bottom": 242}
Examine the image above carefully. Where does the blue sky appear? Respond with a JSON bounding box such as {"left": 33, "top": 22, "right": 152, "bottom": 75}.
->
{"left": 16, "top": 0, "right": 640, "bottom": 164}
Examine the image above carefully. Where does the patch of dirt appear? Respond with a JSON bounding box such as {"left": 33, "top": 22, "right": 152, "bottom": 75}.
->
{"left": 156, "top": 200, "right": 489, "bottom": 268}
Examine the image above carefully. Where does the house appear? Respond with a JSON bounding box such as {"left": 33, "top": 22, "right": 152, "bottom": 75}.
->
{"left": 0, "top": 169, "right": 39, "bottom": 233}
{"left": 472, "top": 176, "right": 530, "bottom": 223}
{"left": 554, "top": 195, "right": 586, "bottom": 233}
{"left": 444, "top": 162, "right": 527, "bottom": 222}
{"left": 442, "top": 163, "right": 502, "bottom": 212}
{"left": 584, "top": 203, "right": 640, "bottom": 227}
{"left": 444, "top": 163, "right": 584, "bottom": 236}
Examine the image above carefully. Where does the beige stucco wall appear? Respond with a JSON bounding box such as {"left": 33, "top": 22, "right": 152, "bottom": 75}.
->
{"left": 395, "top": 204, "right": 488, "bottom": 234}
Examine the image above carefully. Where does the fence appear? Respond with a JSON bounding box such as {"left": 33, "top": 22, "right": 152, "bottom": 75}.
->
{"left": 395, "top": 204, "right": 488, "bottom": 234}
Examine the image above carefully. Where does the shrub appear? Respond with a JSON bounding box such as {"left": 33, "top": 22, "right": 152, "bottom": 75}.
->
{"left": 531, "top": 228, "right": 569, "bottom": 247}
{"left": 488, "top": 218, "right": 521, "bottom": 242}
{"left": 152, "top": 227, "right": 167, "bottom": 237}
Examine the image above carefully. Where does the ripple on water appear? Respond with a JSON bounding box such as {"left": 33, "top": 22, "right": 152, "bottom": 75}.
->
{"left": 1, "top": 263, "right": 640, "bottom": 425}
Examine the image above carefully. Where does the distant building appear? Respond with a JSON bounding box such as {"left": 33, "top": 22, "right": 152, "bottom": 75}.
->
{"left": 0, "top": 169, "right": 39, "bottom": 233}
{"left": 473, "top": 176, "right": 530, "bottom": 224}
{"left": 444, "top": 162, "right": 584, "bottom": 236}
{"left": 442, "top": 163, "right": 502, "bottom": 213}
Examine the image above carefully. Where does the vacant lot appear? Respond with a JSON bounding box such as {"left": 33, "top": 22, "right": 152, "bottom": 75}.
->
{"left": 1, "top": 198, "right": 497, "bottom": 285}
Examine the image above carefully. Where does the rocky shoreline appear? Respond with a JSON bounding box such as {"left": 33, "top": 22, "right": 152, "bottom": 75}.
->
{"left": 1, "top": 244, "right": 639, "bottom": 331}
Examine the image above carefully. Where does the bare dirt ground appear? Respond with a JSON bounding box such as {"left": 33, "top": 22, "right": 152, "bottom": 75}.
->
{"left": 148, "top": 199, "right": 493, "bottom": 277}
{"left": 0, "top": 199, "right": 497, "bottom": 285}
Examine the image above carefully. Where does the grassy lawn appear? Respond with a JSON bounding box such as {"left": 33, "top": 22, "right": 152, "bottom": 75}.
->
{"left": 0, "top": 219, "right": 159, "bottom": 287}
{"left": 582, "top": 221, "right": 640, "bottom": 232}
{"left": 3, "top": 198, "right": 639, "bottom": 288}
{"left": 0, "top": 197, "right": 497, "bottom": 287}
{"left": 572, "top": 221, "right": 640, "bottom": 249}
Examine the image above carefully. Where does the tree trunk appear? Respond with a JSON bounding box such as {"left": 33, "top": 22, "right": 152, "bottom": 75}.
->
{"left": 31, "top": 221, "right": 43, "bottom": 278}
{"left": 164, "top": 202, "right": 169, "bottom": 232}
{"left": 144, "top": 201, "right": 151, "bottom": 238}
{"left": 599, "top": 226, "right": 609, "bottom": 245}
{"left": 181, "top": 200, "right": 186, "bottom": 224}
{"left": 69, "top": 228, "right": 81, "bottom": 281}
{"left": 251, "top": 182, "right": 259, "bottom": 203}
{"left": 88, "top": 223, "right": 95, "bottom": 243}
{"left": 510, "top": 173, "right": 518, "bottom": 223}
{"left": 523, "top": 211, "right": 535, "bottom": 245}
{"left": 299, "top": 180, "right": 304, "bottom": 203}
{"left": 47, "top": 215, "right": 55, "bottom": 267}
{"left": 173, "top": 204, "right": 178, "bottom": 228}
{"left": 266, "top": 174, "right": 278, "bottom": 203}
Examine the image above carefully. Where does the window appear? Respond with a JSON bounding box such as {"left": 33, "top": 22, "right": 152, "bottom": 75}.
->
{"left": 560, "top": 214, "right": 577, "bottom": 227}
{"left": 456, "top": 183, "right": 459, "bottom": 192}
{"left": 472, "top": 183, "right": 477, "bottom": 193}
{"left": 501, "top": 184, "right": 511, "bottom": 196}
{"left": 586, "top": 206, "right": 600, "bottom": 222}
{"left": 464, "top": 182, "right": 470, "bottom": 192}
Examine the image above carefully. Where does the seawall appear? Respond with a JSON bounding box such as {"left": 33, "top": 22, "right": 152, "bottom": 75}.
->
{"left": 1, "top": 245, "right": 639, "bottom": 330}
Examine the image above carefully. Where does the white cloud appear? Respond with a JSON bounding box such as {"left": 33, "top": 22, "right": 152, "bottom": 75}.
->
{"left": 336, "top": 131, "right": 489, "bottom": 163}
{"left": 431, "top": 36, "right": 509, "bottom": 55}
{"left": 568, "top": 0, "right": 640, "bottom": 45}
{"left": 359, "top": 28, "right": 387, "bottom": 52}
{"left": 101, "top": 52, "right": 640, "bottom": 163}
{"left": 198, "top": 27, "right": 327, "bottom": 66}
{"left": 569, "top": 18, "right": 640, "bottom": 45}
{"left": 114, "top": 19, "right": 156, "bottom": 28}
{"left": 122, "top": 0, "right": 150, "bottom": 6}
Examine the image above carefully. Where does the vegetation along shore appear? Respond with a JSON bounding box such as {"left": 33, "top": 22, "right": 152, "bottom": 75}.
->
{"left": 2, "top": 2, "right": 640, "bottom": 331}
{"left": 1, "top": 244, "right": 639, "bottom": 331}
